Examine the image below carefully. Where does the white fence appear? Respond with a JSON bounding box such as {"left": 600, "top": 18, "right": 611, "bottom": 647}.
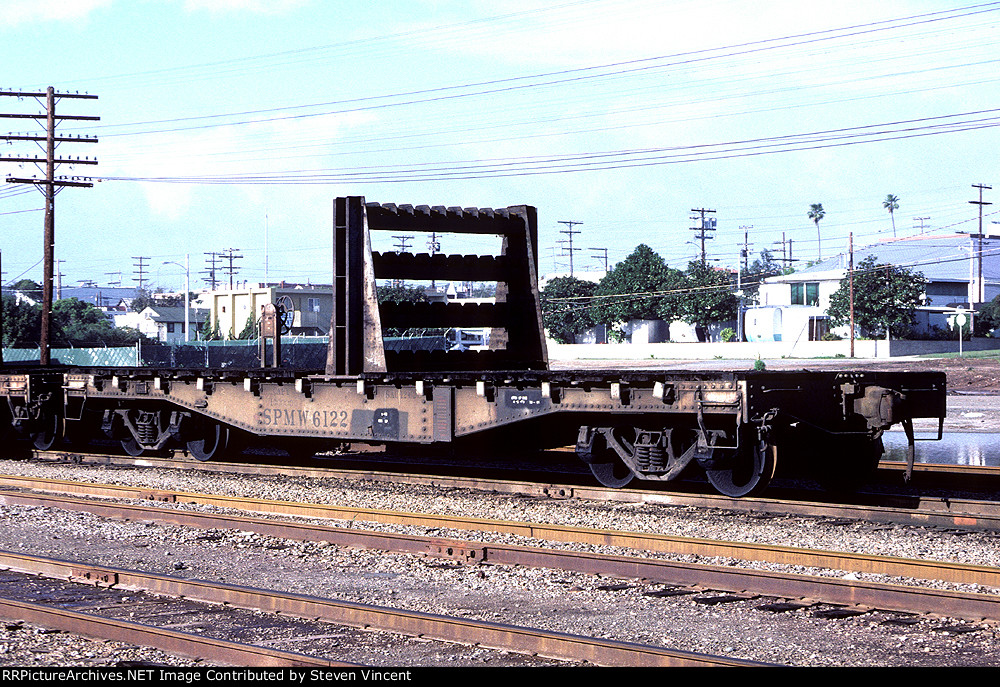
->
{"left": 548, "top": 337, "right": 1000, "bottom": 361}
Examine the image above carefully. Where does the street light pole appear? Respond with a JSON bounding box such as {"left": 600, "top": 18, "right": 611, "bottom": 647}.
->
{"left": 163, "top": 255, "right": 190, "bottom": 342}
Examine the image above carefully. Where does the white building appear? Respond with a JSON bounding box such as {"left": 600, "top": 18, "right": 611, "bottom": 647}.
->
{"left": 750, "top": 233, "right": 1000, "bottom": 342}
{"left": 205, "top": 283, "right": 332, "bottom": 339}
{"left": 115, "top": 305, "right": 208, "bottom": 343}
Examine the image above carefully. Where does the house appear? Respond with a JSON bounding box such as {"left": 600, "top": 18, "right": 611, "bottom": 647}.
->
{"left": 116, "top": 305, "right": 209, "bottom": 343}
{"left": 749, "top": 233, "right": 1000, "bottom": 342}
{"left": 205, "top": 283, "right": 333, "bottom": 339}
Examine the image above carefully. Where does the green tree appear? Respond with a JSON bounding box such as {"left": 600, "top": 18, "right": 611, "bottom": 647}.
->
{"left": 1, "top": 294, "right": 41, "bottom": 346}
{"left": 678, "top": 260, "right": 738, "bottom": 329}
{"left": 200, "top": 316, "right": 221, "bottom": 341}
{"left": 975, "top": 294, "right": 1000, "bottom": 337}
{"left": 740, "top": 249, "right": 787, "bottom": 305}
{"left": 883, "top": 194, "right": 900, "bottom": 237}
{"left": 376, "top": 283, "right": 428, "bottom": 305}
{"left": 827, "top": 255, "right": 926, "bottom": 338}
{"left": 51, "top": 298, "right": 144, "bottom": 345}
{"left": 541, "top": 276, "right": 597, "bottom": 343}
{"left": 3, "top": 295, "right": 144, "bottom": 346}
{"left": 235, "top": 314, "right": 257, "bottom": 340}
{"left": 10, "top": 279, "right": 42, "bottom": 302}
{"left": 593, "top": 245, "right": 684, "bottom": 326}
{"left": 807, "top": 203, "right": 826, "bottom": 262}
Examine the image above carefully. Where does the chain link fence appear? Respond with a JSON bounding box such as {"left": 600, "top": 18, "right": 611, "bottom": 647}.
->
{"left": 3, "top": 334, "right": 447, "bottom": 369}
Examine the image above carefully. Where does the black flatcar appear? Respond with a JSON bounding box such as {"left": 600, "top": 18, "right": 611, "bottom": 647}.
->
{"left": 0, "top": 197, "right": 946, "bottom": 496}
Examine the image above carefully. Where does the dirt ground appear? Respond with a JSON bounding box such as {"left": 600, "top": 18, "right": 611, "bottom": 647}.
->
{"left": 871, "top": 356, "right": 1000, "bottom": 393}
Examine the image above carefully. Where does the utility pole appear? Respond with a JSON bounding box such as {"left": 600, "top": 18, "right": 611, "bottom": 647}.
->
{"left": 202, "top": 252, "right": 221, "bottom": 290}
{"left": 739, "top": 226, "right": 753, "bottom": 272}
{"left": 774, "top": 233, "right": 796, "bottom": 269}
{"left": 737, "top": 226, "right": 752, "bottom": 343}
{"left": 913, "top": 217, "right": 930, "bottom": 234}
{"left": 427, "top": 232, "right": 441, "bottom": 287}
{"left": 589, "top": 247, "right": 608, "bottom": 273}
{"left": 557, "top": 220, "right": 582, "bottom": 276}
{"left": 220, "top": 248, "right": 243, "bottom": 289}
{"left": 970, "top": 184, "right": 992, "bottom": 304}
{"left": 55, "top": 259, "right": 65, "bottom": 300}
{"left": 132, "top": 256, "right": 149, "bottom": 291}
{"left": 849, "top": 232, "right": 855, "bottom": 358}
{"left": 690, "top": 208, "right": 716, "bottom": 265}
{"left": 1, "top": 87, "right": 99, "bottom": 365}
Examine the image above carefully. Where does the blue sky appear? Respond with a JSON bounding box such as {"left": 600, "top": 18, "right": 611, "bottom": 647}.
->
{"left": 2, "top": 0, "right": 999, "bottom": 292}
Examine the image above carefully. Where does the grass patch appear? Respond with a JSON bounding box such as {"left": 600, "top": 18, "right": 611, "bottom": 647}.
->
{"left": 922, "top": 350, "right": 1000, "bottom": 359}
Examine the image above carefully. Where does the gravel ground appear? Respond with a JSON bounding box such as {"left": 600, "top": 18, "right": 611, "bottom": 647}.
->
{"left": 0, "top": 455, "right": 999, "bottom": 668}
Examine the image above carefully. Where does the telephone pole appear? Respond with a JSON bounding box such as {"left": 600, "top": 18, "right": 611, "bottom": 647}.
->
{"left": 589, "top": 247, "right": 608, "bottom": 273}
{"left": 558, "top": 220, "right": 582, "bottom": 276}
{"left": 1, "top": 87, "right": 99, "bottom": 365}
{"left": 739, "top": 226, "right": 753, "bottom": 272}
{"left": 202, "top": 252, "right": 222, "bottom": 290}
{"left": 970, "top": 184, "right": 992, "bottom": 304}
{"left": 220, "top": 248, "right": 244, "bottom": 289}
{"left": 690, "top": 208, "right": 716, "bottom": 265}
{"left": 132, "top": 257, "right": 149, "bottom": 290}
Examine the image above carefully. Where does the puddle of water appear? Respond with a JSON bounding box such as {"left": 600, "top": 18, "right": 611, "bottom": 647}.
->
{"left": 883, "top": 431, "right": 999, "bottom": 467}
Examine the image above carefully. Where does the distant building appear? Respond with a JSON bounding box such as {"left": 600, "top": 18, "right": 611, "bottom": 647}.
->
{"left": 57, "top": 286, "right": 141, "bottom": 310}
{"left": 116, "top": 305, "right": 208, "bottom": 343}
{"left": 206, "top": 283, "right": 333, "bottom": 339}
{"left": 750, "top": 233, "right": 1000, "bottom": 342}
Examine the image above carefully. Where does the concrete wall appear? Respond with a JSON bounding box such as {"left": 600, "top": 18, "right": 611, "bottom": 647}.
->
{"left": 547, "top": 337, "right": 1000, "bottom": 360}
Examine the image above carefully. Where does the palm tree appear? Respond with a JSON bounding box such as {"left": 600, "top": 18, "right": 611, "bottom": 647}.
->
{"left": 807, "top": 203, "right": 825, "bottom": 262}
{"left": 883, "top": 194, "right": 900, "bottom": 237}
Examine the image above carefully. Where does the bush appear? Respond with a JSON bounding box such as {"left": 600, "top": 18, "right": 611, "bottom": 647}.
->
{"left": 720, "top": 327, "right": 736, "bottom": 342}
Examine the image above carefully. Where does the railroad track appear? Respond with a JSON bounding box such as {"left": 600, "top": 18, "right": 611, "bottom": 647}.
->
{"left": 1, "top": 474, "right": 998, "bottom": 627}
{"left": 26, "top": 448, "right": 1000, "bottom": 531}
{"left": 0, "top": 551, "right": 759, "bottom": 667}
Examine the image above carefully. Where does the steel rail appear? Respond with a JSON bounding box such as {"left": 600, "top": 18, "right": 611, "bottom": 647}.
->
{"left": 1, "top": 478, "right": 999, "bottom": 623}
{"left": 1, "top": 475, "right": 998, "bottom": 587}
{"left": 0, "top": 550, "right": 760, "bottom": 668}
{"left": 0, "top": 595, "right": 348, "bottom": 667}
{"left": 28, "top": 450, "right": 1000, "bottom": 531}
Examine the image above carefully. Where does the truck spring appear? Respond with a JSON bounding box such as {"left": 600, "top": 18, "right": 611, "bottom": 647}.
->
{"left": 634, "top": 432, "right": 666, "bottom": 470}
{"left": 136, "top": 411, "right": 158, "bottom": 445}
{"left": 635, "top": 443, "right": 651, "bottom": 469}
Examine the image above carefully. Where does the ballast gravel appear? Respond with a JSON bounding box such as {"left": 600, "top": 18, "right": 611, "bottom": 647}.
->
{"left": 0, "top": 457, "right": 998, "bottom": 668}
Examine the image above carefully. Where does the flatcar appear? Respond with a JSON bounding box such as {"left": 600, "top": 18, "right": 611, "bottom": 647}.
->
{"left": 0, "top": 197, "right": 947, "bottom": 497}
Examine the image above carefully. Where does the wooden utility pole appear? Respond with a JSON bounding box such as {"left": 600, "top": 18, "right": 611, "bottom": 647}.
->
{"left": 849, "top": 232, "right": 855, "bottom": 358}
{"left": 589, "top": 246, "right": 608, "bottom": 273}
{"left": 557, "top": 220, "right": 582, "bottom": 276}
{"left": 970, "top": 184, "right": 992, "bottom": 304}
{"left": 1, "top": 87, "right": 98, "bottom": 365}
{"left": 690, "top": 208, "right": 716, "bottom": 265}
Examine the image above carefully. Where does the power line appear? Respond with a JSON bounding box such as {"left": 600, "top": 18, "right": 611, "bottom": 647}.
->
{"left": 84, "top": 3, "right": 1000, "bottom": 138}
{"left": 98, "top": 108, "right": 1000, "bottom": 185}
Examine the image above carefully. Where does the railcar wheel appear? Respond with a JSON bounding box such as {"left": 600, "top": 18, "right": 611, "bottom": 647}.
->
{"left": 187, "top": 422, "right": 230, "bottom": 462}
{"left": 704, "top": 440, "right": 776, "bottom": 497}
{"left": 589, "top": 458, "right": 635, "bottom": 489}
{"left": 30, "top": 414, "right": 60, "bottom": 451}
{"left": 121, "top": 436, "right": 147, "bottom": 457}
{"left": 581, "top": 427, "right": 636, "bottom": 489}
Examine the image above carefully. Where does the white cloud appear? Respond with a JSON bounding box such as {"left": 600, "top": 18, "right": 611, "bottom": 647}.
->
{"left": 182, "top": 0, "right": 311, "bottom": 14}
{"left": 0, "top": 0, "right": 112, "bottom": 27}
